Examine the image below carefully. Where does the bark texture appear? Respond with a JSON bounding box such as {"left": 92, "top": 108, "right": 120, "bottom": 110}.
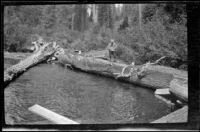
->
{"left": 56, "top": 53, "right": 175, "bottom": 89}
{"left": 4, "top": 42, "right": 61, "bottom": 87}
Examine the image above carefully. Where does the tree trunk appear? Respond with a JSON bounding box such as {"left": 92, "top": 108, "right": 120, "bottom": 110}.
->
{"left": 4, "top": 42, "right": 60, "bottom": 87}
{"left": 56, "top": 52, "right": 175, "bottom": 89}
{"left": 92, "top": 5, "right": 98, "bottom": 23}
{"left": 138, "top": 4, "right": 142, "bottom": 31}
{"left": 71, "top": 13, "right": 75, "bottom": 31}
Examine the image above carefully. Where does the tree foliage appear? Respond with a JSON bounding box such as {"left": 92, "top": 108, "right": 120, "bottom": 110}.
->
{"left": 4, "top": 4, "right": 187, "bottom": 70}
{"left": 74, "top": 5, "right": 88, "bottom": 32}
{"left": 98, "top": 4, "right": 113, "bottom": 29}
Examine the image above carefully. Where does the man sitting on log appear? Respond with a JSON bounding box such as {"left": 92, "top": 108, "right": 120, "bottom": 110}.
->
{"left": 106, "top": 39, "right": 118, "bottom": 62}
{"left": 31, "top": 37, "right": 44, "bottom": 53}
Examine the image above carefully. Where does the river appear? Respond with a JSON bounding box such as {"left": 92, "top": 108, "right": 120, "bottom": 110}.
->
{"left": 4, "top": 58, "right": 172, "bottom": 124}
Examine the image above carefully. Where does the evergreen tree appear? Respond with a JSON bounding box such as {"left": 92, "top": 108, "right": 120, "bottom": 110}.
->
{"left": 92, "top": 4, "right": 98, "bottom": 23}
{"left": 42, "top": 5, "right": 56, "bottom": 28}
{"left": 73, "top": 5, "right": 88, "bottom": 32}
{"left": 98, "top": 4, "right": 113, "bottom": 29}
{"left": 55, "top": 5, "right": 74, "bottom": 30}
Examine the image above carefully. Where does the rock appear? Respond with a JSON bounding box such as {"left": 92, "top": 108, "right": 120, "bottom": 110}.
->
{"left": 169, "top": 79, "right": 188, "bottom": 102}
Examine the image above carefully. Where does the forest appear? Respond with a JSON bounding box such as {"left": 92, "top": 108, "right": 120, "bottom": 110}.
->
{"left": 4, "top": 4, "right": 187, "bottom": 70}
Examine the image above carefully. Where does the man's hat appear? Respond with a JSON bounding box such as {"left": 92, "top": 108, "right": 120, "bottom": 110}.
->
{"left": 37, "top": 37, "right": 43, "bottom": 43}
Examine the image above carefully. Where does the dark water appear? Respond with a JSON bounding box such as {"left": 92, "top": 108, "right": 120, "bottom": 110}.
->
{"left": 4, "top": 58, "right": 172, "bottom": 124}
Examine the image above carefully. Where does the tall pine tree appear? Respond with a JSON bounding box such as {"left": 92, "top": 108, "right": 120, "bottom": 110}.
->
{"left": 42, "top": 5, "right": 57, "bottom": 36}
{"left": 73, "top": 5, "right": 88, "bottom": 32}
{"left": 98, "top": 4, "right": 113, "bottom": 29}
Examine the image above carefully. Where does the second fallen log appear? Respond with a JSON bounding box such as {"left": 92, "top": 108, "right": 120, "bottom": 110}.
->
{"left": 56, "top": 53, "right": 174, "bottom": 89}
{"left": 4, "top": 40, "right": 61, "bottom": 87}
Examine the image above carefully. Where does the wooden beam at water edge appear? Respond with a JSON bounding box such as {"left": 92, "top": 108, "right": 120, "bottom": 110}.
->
{"left": 28, "top": 104, "right": 79, "bottom": 124}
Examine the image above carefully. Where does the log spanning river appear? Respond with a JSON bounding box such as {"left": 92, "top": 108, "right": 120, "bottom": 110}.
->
{"left": 4, "top": 58, "right": 175, "bottom": 124}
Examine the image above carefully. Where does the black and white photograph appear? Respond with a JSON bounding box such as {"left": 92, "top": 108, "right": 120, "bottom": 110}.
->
{"left": 2, "top": 1, "right": 199, "bottom": 131}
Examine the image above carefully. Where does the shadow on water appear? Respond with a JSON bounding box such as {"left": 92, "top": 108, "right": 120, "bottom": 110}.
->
{"left": 4, "top": 58, "right": 172, "bottom": 124}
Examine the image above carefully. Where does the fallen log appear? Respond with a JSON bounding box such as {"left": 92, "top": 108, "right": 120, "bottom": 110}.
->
{"left": 4, "top": 38, "right": 187, "bottom": 95}
{"left": 55, "top": 52, "right": 174, "bottom": 89}
{"left": 4, "top": 40, "right": 61, "bottom": 87}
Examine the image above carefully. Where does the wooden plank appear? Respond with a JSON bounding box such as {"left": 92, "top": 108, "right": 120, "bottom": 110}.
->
{"left": 28, "top": 104, "right": 79, "bottom": 124}
{"left": 151, "top": 105, "right": 188, "bottom": 123}
{"left": 155, "top": 88, "right": 170, "bottom": 95}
